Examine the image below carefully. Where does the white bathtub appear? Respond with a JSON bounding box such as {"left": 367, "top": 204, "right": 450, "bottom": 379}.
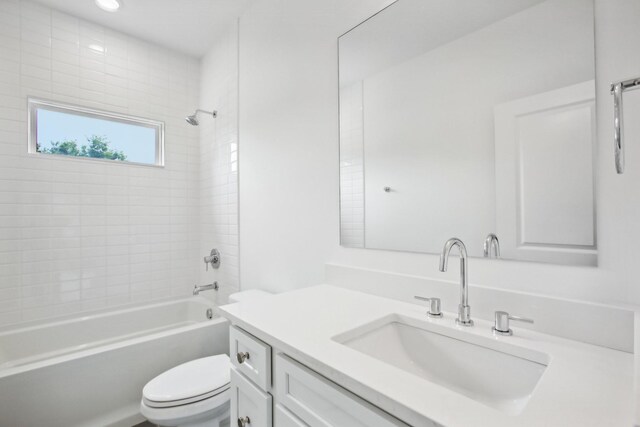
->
{"left": 0, "top": 297, "right": 229, "bottom": 427}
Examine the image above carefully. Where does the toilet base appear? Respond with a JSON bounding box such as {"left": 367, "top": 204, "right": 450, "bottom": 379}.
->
{"left": 143, "top": 405, "right": 229, "bottom": 427}
{"left": 175, "top": 407, "right": 229, "bottom": 427}
{"left": 140, "top": 391, "right": 230, "bottom": 427}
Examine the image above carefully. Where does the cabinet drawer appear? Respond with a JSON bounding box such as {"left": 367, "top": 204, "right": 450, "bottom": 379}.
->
{"left": 230, "top": 325, "right": 272, "bottom": 391}
{"left": 230, "top": 367, "right": 272, "bottom": 427}
{"left": 275, "top": 404, "right": 309, "bottom": 427}
{"left": 275, "top": 354, "right": 411, "bottom": 427}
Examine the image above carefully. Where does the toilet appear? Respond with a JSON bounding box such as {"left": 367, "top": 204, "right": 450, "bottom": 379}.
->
{"left": 140, "top": 355, "right": 231, "bottom": 427}
{"left": 140, "top": 290, "right": 271, "bottom": 427}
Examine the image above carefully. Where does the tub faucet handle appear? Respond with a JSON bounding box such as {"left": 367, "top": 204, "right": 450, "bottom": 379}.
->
{"left": 414, "top": 296, "right": 443, "bottom": 318}
{"left": 204, "top": 249, "right": 221, "bottom": 271}
{"left": 238, "top": 416, "right": 251, "bottom": 427}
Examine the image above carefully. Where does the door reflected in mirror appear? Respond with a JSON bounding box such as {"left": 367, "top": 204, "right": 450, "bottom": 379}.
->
{"left": 338, "top": 0, "right": 596, "bottom": 266}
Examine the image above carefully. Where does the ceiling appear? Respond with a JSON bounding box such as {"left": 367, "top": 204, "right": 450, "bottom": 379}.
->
{"left": 33, "top": 0, "right": 253, "bottom": 57}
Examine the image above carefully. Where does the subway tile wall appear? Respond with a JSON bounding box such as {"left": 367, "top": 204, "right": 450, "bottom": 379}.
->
{"left": 339, "top": 82, "right": 365, "bottom": 247}
{"left": 198, "top": 23, "right": 240, "bottom": 305}
{"left": 0, "top": 0, "right": 202, "bottom": 326}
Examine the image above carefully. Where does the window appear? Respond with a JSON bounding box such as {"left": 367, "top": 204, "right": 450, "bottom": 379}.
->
{"left": 28, "top": 98, "right": 164, "bottom": 166}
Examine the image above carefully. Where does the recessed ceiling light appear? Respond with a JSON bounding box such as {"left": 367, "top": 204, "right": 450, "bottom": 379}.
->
{"left": 95, "top": 0, "right": 121, "bottom": 12}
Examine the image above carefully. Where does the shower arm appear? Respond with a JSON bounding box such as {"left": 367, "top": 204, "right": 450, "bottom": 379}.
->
{"left": 195, "top": 109, "right": 217, "bottom": 118}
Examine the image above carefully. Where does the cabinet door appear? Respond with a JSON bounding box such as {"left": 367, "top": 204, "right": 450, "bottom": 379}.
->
{"left": 275, "top": 404, "right": 309, "bottom": 427}
{"left": 275, "top": 354, "right": 412, "bottom": 427}
{"left": 230, "top": 325, "right": 272, "bottom": 391}
{"left": 230, "top": 367, "right": 272, "bottom": 427}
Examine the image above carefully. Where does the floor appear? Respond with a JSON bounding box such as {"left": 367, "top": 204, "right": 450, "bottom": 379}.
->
{"left": 135, "top": 419, "right": 231, "bottom": 427}
{"left": 134, "top": 421, "right": 230, "bottom": 427}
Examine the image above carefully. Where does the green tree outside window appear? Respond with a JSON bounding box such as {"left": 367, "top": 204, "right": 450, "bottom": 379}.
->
{"left": 38, "top": 135, "right": 127, "bottom": 161}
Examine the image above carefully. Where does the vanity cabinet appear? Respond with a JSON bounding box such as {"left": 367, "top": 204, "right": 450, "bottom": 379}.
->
{"left": 230, "top": 325, "right": 272, "bottom": 390}
{"left": 274, "top": 405, "right": 307, "bottom": 427}
{"left": 231, "top": 368, "right": 273, "bottom": 427}
{"left": 275, "top": 354, "right": 410, "bottom": 427}
{"left": 230, "top": 325, "right": 273, "bottom": 427}
{"left": 229, "top": 325, "right": 409, "bottom": 427}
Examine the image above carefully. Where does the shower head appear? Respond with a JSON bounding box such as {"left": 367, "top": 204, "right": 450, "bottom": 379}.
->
{"left": 185, "top": 109, "right": 217, "bottom": 126}
{"left": 185, "top": 114, "right": 199, "bottom": 126}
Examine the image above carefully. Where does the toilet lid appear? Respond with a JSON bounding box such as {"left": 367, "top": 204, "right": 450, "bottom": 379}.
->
{"left": 143, "top": 354, "right": 230, "bottom": 407}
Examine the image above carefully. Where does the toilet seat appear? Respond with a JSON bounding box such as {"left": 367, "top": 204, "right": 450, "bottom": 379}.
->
{"left": 142, "top": 355, "right": 230, "bottom": 409}
{"left": 143, "top": 383, "right": 230, "bottom": 408}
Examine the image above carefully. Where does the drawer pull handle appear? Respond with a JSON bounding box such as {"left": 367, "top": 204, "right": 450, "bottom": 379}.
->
{"left": 238, "top": 416, "right": 251, "bottom": 426}
{"left": 236, "top": 352, "right": 250, "bottom": 364}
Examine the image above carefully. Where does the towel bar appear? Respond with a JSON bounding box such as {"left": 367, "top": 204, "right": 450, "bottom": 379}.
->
{"left": 611, "top": 77, "right": 640, "bottom": 174}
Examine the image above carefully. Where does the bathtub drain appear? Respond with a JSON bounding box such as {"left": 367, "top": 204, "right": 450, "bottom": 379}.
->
{"left": 206, "top": 308, "right": 213, "bottom": 319}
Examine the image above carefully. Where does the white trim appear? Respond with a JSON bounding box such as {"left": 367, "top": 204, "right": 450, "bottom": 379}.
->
{"left": 27, "top": 97, "right": 165, "bottom": 167}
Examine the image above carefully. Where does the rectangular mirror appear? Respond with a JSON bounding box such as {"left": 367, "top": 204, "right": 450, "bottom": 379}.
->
{"left": 339, "top": 0, "right": 597, "bottom": 266}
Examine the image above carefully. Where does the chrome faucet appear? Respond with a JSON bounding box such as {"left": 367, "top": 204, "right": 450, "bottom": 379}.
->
{"left": 193, "top": 282, "right": 218, "bottom": 295}
{"left": 439, "top": 238, "right": 473, "bottom": 326}
{"left": 483, "top": 233, "right": 500, "bottom": 258}
{"left": 203, "top": 249, "right": 221, "bottom": 271}
{"left": 492, "top": 310, "right": 534, "bottom": 336}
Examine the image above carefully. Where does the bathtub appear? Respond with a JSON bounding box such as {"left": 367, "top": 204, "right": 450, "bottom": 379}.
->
{"left": 0, "top": 297, "right": 229, "bottom": 427}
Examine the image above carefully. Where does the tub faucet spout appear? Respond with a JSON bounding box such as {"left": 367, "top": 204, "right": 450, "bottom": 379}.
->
{"left": 193, "top": 282, "right": 218, "bottom": 295}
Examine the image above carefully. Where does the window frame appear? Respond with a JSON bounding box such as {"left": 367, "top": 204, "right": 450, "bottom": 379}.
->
{"left": 27, "top": 98, "right": 165, "bottom": 167}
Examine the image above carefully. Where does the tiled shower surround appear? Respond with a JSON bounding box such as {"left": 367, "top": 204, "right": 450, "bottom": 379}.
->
{"left": 339, "top": 82, "right": 364, "bottom": 247}
{"left": 0, "top": 0, "right": 239, "bottom": 326}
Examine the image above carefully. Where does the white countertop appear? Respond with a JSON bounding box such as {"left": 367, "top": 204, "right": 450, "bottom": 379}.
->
{"left": 219, "top": 285, "right": 635, "bottom": 427}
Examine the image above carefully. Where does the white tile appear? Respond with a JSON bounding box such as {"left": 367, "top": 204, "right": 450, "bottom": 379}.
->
{"left": 0, "top": 0, "right": 229, "bottom": 327}
{"left": 21, "top": 28, "right": 51, "bottom": 47}
{"left": 51, "top": 10, "right": 79, "bottom": 32}
{"left": 52, "top": 38, "right": 79, "bottom": 55}
{"left": 52, "top": 27, "right": 79, "bottom": 44}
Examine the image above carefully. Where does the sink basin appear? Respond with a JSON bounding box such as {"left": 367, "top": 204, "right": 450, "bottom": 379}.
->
{"left": 333, "top": 314, "right": 548, "bottom": 415}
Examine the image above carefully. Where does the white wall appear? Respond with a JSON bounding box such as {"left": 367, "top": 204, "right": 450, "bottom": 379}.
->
{"left": 198, "top": 22, "right": 240, "bottom": 305}
{"left": 0, "top": 0, "right": 201, "bottom": 326}
{"left": 239, "top": 0, "right": 394, "bottom": 290}
{"left": 238, "top": 0, "right": 640, "bottom": 308}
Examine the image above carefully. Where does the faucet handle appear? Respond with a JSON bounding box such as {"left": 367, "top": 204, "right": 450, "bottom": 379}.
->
{"left": 204, "top": 249, "right": 221, "bottom": 271}
{"left": 414, "top": 296, "right": 443, "bottom": 318}
{"left": 492, "top": 310, "right": 534, "bottom": 336}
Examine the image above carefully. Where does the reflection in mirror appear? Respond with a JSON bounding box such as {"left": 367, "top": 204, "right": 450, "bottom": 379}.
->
{"left": 339, "top": 0, "right": 596, "bottom": 266}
